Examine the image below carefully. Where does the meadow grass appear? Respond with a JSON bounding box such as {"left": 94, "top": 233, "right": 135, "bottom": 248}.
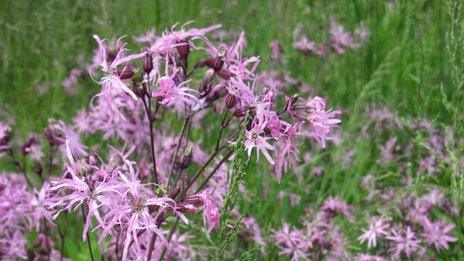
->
{"left": 1, "top": 0, "right": 463, "bottom": 259}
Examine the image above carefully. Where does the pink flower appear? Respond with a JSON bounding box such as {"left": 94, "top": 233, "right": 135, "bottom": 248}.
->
{"left": 379, "top": 137, "right": 397, "bottom": 164}
{"left": 306, "top": 97, "right": 341, "bottom": 148}
{"left": 0, "top": 122, "right": 11, "bottom": 154}
{"left": 358, "top": 216, "right": 390, "bottom": 248}
{"left": 421, "top": 218, "right": 457, "bottom": 251}
{"left": 92, "top": 35, "right": 143, "bottom": 100}
{"left": 154, "top": 75, "right": 198, "bottom": 115}
{"left": 269, "top": 40, "right": 283, "bottom": 60}
{"left": 272, "top": 223, "right": 311, "bottom": 260}
{"left": 150, "top": 23, "right": 221, "bottom": 56}
{"left": 386, "top": 226, "right": 421, "bottom": 258}
{"left": 45, "top": 120, "right": 87, "bottom": 157}
{"left": 330, "top": 22, "right": 355, "bottom": 54}
{"left": 242, "top": 217, "right": 265, "bottom": 245}
{"left": 196, "top": 191, "right": 220, "bottom": 232}
{"left": 244, "top": 123, "right": 275, "bottom": 165}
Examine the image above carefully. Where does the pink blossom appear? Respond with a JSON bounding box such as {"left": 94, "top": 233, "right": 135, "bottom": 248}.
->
{"left": 273, "top": 223, "right": 311, "bottom": 261}
{"left": 386, "top": 226, "right": 421, "bottom": 258}
{"left": 244, "top": 123, "right": 275, "bottom": 165}
{"left": 421, "top": 218, "right": 457, "bottom": 251}
{"left": 306, "top": 97, "right": 342, "bottom": 148}
{"left": 330, "top": 22, "right": 355, "bottom": 54}
{"left": 269, "top": 40, "right": 283, "bottom": 60}
{"left": 154, "top": 75, "right": 198, "bottom": 115}
{"left": 358, "top": 216, "right": 390, "bottom": 248}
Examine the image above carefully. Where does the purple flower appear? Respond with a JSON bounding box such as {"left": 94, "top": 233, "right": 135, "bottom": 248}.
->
{"left": 421, "top": 218, "right": 457, "bottom": 251}
{"left": 379, "top": 137, "right": 397, "bottom": 164}
{"left": 269, "top": 40, "right": 283, "bottom": 60}
{"left": 330, "top": 22, "right": 355, "bottom": 54}
{"left": 386, "top": 226, "right": 421, "bottom": 258}
{"left": 358, "top": 216, "right": 390, "bottom": 248}
{"left": 21, "top": 133, "right": 43, "bottom": 160}
{"left": 154, "top": 75, "right": 198, "bottom": 115}
{"left": 272, "top": 223, "right": 311, "bottom": 261}
{"left": 0, "top": 122, "right": 11, "bottom": 154}
{"left": 306, "top": 97, "right": 342, "bottom": 148}
{"left": 92, "top": 35, "right": 143, "bottom": 100}
{"left": 245, "top": 123, "right": 275, "bottom": 165}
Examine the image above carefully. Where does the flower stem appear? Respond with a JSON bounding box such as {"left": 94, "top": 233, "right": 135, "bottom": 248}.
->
{"left": 81, "top": 207, "right": 95, "bottom": 261}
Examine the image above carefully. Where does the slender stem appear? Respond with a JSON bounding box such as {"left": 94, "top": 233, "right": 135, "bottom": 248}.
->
{"left": 81, "top": 207, "right": 95, "bottom": 261}
{"left": 157, "top": 219, "right": 180, "bottom": 261}
{"left": 215, "top": 112, "right": 229, "bottom": 152}
{"left": 53, "top": 218, "right": 65, "bottom": 261}
{"left": 183, "top": 149, "right": 221, "bottom": 195}
{"left": 195, "top": 149, "right": 234, "bottom": 194}
{"left": 167, "top": 116, "right": 191, "bottom": 189}
{"left": 142, "top": 97, "right": 159, "bottom": 187}
{"left": 146, "top": 221, "right": 161, "bottom": 261}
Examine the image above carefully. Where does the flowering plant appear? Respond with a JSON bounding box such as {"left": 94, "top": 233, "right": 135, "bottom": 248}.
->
{"left": 0, "top": 22, "right": 340, "bottom": 260}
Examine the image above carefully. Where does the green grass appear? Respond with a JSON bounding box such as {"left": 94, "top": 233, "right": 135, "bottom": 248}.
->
{"left": 1, "top": 0, "right": 463, "bottom": 259}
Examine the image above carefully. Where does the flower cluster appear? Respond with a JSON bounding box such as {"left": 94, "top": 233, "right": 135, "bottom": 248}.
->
{"left": 292, "top": 20, "right": 368, "bottom": 56}
{"left": 0, "top": 21, "right": 341, "bottom": 260}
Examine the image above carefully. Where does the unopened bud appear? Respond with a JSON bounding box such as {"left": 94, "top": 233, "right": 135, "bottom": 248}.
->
{"left": 142, "top": 52, "right": 153, "bottom": 74}
{"left": 217, "top": 69, "right": 234, "bottom": 80}
{"left": 233, "top": 108, "right": 245, "bottom": 118}
{"left": 21, "top": 134, "right": 39, "bottom": 156}
{"left": 179, "top": 146, "right": 193, "bottom": 170}
{"left": 118, "top": 63, "right": 136, "bottom": 79}
{"left": 225, "top": 94, "right": 237, "bottom": 109}
{"left": 176, "top": 38, "right": 190, "bottom": 59}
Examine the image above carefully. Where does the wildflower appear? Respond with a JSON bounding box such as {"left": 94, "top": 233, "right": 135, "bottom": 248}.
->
{"left": 269, "top": 40, "right": 283, "bottom": 60}
{"left": 45, "top": 120, "right": 87, "bottom": 157}
{"left": 92, "top": 35, "right": 143, "bottom": 100}
{"left": 306, "top": 97, "right": 342, "bottom": 148}
{"left": 379, "top": 137, "right": 397, "bottom": 164}
{"left": 242, "top": 217, "right": 265, "bottom": 245}
{"left": 154, "top": 74, "right": 198, "bottom": 115}
{"left": 421, "top": 218, "right": 457, "bottom": 251}
{"left": 244, "top": 123, "right": 275, "bottom": 165}
{"left": 21, "top": 133, "right": 43, "bottom": 160}
{"left": 386, "top": 226, "right": 421, "bottom": 258}
{"left": 330, "top": 22, "right": 355, "bottom": 54}
{"left": 321, "top": 196, "right": 353, "bottom": 221}
{"left": 0, "top": 122, "right": 11, "bottom": 154}
{"left": 272, "top": 223, "right": 311, "bottom": 261}
{"left": 358, "top": 216, "right": 390, "bottom": 248}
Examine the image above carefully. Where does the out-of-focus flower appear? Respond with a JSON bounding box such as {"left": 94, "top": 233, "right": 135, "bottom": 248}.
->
{"left": 330, "top": 21, "right": 355, "bottom": 54}
{"left": 421, "top": 218, "right": 457, "bottom": 251}
{"left": 386, "top": 226, "right": 421, "bottom": 258}
{"left": 358, "top": 216, "right": 390, "bottom": 248}
{"left": 269, "top": 40, "right": 283, "bottom": 60}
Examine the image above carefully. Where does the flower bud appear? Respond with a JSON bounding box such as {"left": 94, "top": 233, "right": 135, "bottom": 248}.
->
{"left": 176, "top": 38, "right": 190, "bottom": 59}
{"left": 225, "top": 94, "right": 237, "bottom": 109}
{"left": 178, "top": 146, "right": 193, "bottom": 170}
{"left": 217, "top": 69, "right": 234, "bottom": 80}
{"left": 21, "top": 134, "right": 39, "bottom": 156}
{"left": 233, "top": 108, "right": 245, "bottom": 118}
{"left": 142, "top": 52, "right": 153, "bottom": 74}
{"left": 118, "top": 63, "right": 136, "bottom": 79}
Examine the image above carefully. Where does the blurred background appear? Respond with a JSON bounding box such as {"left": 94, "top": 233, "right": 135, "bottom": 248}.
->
{"left": 0, "top": 0, "right": 450, "bottom": 133}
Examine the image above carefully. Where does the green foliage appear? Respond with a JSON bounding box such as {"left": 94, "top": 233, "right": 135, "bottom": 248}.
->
{"left": 217, "top": 121, "right": 250, "bottom": 258}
